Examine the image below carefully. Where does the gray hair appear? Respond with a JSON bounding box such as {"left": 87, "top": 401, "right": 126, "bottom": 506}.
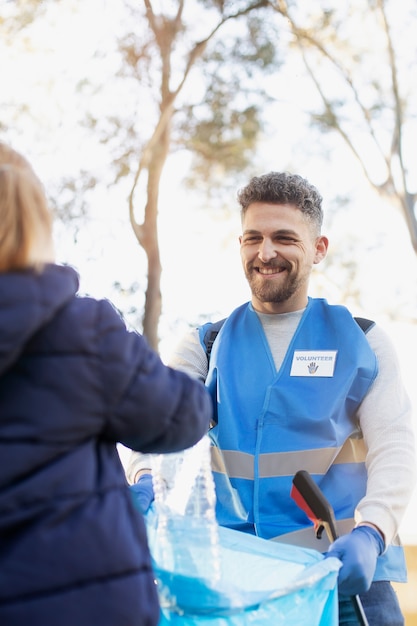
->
{"left": 237, "top": 172, "right": 323, "bottom": 232}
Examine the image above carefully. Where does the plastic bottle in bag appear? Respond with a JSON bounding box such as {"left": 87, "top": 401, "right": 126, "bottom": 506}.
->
{"left": 150, "top": 434, "right": 221, "bottom": 612}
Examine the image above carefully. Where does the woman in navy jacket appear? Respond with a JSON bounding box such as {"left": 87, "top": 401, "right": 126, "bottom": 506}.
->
{"left": 0, "top": 142, "right": 212, "bottom": 626}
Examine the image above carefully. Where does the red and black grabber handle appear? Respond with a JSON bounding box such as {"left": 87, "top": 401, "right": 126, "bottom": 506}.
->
{"left": 291, "top": 469, "right": 369, "bottom": 626}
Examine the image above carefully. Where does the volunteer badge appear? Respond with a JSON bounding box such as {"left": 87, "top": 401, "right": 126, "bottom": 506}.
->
{"left": 290, "top": 351, "right": 337, "bottom": 377}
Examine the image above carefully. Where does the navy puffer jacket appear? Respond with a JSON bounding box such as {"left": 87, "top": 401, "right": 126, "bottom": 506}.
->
{"left": 0, "top": 264, "right": 212, "bottom": 626}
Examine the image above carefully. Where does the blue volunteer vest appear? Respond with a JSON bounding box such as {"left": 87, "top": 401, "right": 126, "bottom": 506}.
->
{"left": 200, "top": 298, "right": 406, "bottom": 582}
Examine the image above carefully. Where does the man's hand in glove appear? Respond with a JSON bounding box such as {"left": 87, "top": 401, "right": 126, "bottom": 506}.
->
{"left": 129, "top": 473, "right": 154, "bottom": 514}
{"left": 325, "top": 525, "right": 385, "bottom": 596}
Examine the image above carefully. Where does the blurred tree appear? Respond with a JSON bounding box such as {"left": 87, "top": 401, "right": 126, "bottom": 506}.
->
{"left": 270, "top": 0, "right": 417, "bottom": 255}
{"left": 7, "top": 1, "right": 415, "bottom": 337}
{"left": 0, "top": 0, "right": 46, "bottom": 33}
{"left": 115, "top": 0, "right": 278, "bottom": 349}
{"left": 0, "top": 0, "right": 281, "bottom": 350}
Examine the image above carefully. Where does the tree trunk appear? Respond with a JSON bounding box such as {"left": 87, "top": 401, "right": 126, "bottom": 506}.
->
{"left": 142, "top": 230, "right": 162, "bottom": 351}
{"left": 130, "top": 112, "right": 171, "bottom": 351}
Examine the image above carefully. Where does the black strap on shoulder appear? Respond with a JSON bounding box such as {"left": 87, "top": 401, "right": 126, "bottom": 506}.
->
{"left": 203, "top": 318, "right": 226, "bottom": 362}
{"left": 203, "top": 315, "right": 375, "bottom": 364}
{"left": 354, "top": 317, "right": 375, "bottom": 334}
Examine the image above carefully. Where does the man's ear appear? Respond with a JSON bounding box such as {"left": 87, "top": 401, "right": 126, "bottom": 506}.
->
{"left": 314, "top": 235, "right": 329, "bottom": 264}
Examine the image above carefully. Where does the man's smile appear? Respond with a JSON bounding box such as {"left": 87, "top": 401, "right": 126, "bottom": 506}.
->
{"left": 252, "top": 261, "right": 290, "bottom": 276}
{"left": 256, "top": 266, "right": 286, "bottom": 275}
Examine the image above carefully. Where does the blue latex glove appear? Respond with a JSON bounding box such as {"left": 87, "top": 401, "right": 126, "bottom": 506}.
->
{"left": 326, "top": 526, "right": 384, "bottom": 596}
{"left": 129, "top": 474, "right": 154, "bottom": 514}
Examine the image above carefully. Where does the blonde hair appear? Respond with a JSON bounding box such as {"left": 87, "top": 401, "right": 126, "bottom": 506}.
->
{"left": 0, "top": 142, "right": 54, "bottom": 272}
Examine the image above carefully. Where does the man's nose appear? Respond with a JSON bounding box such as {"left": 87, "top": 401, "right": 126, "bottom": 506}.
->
{"left": 258, "top": 238, "right": 276, "bottom": 263}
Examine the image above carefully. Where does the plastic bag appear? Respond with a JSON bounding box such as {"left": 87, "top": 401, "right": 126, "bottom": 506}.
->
{"left": 146, "top": 510, "right": 340, "bottom": 625}
{"left": 146, "top": 437, "right": 340, "bottom": 625}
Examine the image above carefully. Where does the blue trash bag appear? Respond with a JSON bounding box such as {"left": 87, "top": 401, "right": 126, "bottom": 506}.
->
{"left": 145, "top": 508, "right": 341, "bottom": 626}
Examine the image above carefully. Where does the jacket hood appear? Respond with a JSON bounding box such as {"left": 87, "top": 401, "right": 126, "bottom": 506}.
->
{"left": 0, "top": 264, "right": 79, "bottom": 375}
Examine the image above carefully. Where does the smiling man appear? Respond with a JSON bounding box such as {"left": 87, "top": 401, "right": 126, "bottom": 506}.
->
{"left": 128, "top": 172, "right": 416, "bottom": 626}
{"left": 239, "top": 200, "right": 328, "bottom": 312}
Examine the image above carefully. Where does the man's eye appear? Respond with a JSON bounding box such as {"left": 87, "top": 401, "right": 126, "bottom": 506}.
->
{"left": 276, "top": 237, "right": 296, "bottom": 244}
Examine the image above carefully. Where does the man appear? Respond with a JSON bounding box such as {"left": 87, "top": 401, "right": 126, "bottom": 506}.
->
{"left": 128, "top": 172, "right": 416, "bottom": 625}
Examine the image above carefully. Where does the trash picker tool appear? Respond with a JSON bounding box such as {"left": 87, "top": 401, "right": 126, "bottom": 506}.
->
{"left": 291, "top": 469, "right": 369, "bottom": 626}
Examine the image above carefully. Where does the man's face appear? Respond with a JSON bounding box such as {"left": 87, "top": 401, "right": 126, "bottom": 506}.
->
{"left": 239, "top": 202, "right": 328, "bottom": 314}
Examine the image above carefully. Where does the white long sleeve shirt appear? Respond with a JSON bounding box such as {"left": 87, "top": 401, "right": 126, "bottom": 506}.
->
{"left": 127, "top": 309, "right": 416, "bottom": 546}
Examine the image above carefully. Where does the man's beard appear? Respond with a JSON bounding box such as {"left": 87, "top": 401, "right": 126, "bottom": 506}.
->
{"left": 244, "top": 264, "right": 305, "bottom": 304}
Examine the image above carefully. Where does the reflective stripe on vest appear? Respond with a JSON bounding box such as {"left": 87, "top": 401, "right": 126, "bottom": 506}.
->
{"left": 211, "top": 437, "right": 368, "bottom": 479}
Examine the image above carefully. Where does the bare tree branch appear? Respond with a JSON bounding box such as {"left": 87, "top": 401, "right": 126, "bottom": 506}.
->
{"left": 270, "top": 0, "right": 417, "bottom": 255}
